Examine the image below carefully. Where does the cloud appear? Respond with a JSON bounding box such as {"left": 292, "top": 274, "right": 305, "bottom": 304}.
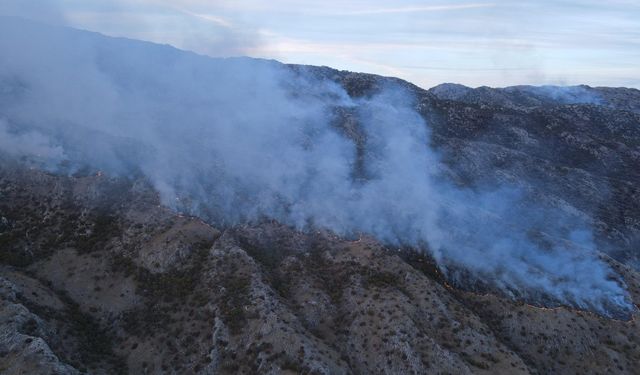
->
{"left": 336, "top": 3, "right": 497, "bottom": 15}
{"left": 173, "top": 8, "right": 233, "bottom": 28}
{"left": 5, "top": 0, "right": 634, "bottom": 88}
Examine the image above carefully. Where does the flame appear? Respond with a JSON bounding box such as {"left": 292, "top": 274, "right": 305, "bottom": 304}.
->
{"left": 350, "top": 233, "right": 365, "bottom": 243}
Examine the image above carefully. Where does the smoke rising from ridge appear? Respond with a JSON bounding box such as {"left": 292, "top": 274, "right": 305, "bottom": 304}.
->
{"left": 0, "top": 17, "right": 632, "bottom": 316}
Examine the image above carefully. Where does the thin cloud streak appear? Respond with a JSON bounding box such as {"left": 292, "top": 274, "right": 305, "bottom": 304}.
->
{"left": 401, "top": 65, "right": 537, "bottom": 71}
{"left": 338, "top": 3, "right": 497, "bottom": 15}
{"left": 168, "top": 6, "right": 233, "bottom": 28}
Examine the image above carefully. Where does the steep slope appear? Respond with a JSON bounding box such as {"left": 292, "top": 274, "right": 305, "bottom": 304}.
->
{"left": 1, "top": 164, "right": 639, "bottom": 374}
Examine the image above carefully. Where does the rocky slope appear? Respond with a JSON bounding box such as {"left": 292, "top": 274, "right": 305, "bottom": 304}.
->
{"left": 1, "top": 160, "right": 639, "bottom": 375}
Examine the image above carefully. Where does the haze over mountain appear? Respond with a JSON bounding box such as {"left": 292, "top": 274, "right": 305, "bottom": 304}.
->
{"left": 1, "top": 18, "right": 640, "bottom": 375}
{"left": 3, "top": 0, "right": 639, "bottom": 89}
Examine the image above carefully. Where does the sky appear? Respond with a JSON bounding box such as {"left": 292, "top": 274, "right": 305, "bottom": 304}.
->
{"left": 1, "top": 0, "right": 639, "bottom": 88}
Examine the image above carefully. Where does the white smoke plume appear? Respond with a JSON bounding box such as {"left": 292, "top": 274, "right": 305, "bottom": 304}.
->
{"left": 0, "top": 17, "right": 632, "bottom": 316}
{"left": 0, "top": 118, "right": 66, "bottom": 161}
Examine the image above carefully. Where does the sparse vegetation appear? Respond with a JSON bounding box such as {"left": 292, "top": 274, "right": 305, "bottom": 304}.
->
{"left": 219, "top": 275, "right": 251, "bottom": 335}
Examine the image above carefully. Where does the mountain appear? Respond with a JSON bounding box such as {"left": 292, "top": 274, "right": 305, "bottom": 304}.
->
{"left": 428, "top": 83, "right": 640, "bottom": 113}
{"left": 1, "top": 18, "right": 640, "bottom": 374}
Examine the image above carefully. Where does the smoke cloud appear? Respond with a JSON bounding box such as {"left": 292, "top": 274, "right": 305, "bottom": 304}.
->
{"left": 0, "top": 118, "right": 66, "bottom": 161}
{"left": 0, "top": 17, "right": 632, "bottom": 316}
{"left": 513, "top": 85, "right": 604, "bottom": 105}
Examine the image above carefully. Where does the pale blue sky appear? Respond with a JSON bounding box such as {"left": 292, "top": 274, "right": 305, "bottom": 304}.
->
{"left": 2, "top": 0, "right": 639, "bottom": 88}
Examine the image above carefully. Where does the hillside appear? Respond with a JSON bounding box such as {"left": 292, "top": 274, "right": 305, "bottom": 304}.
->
{"left": 1, "top": 18, "right": 640, "bottom": 374}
